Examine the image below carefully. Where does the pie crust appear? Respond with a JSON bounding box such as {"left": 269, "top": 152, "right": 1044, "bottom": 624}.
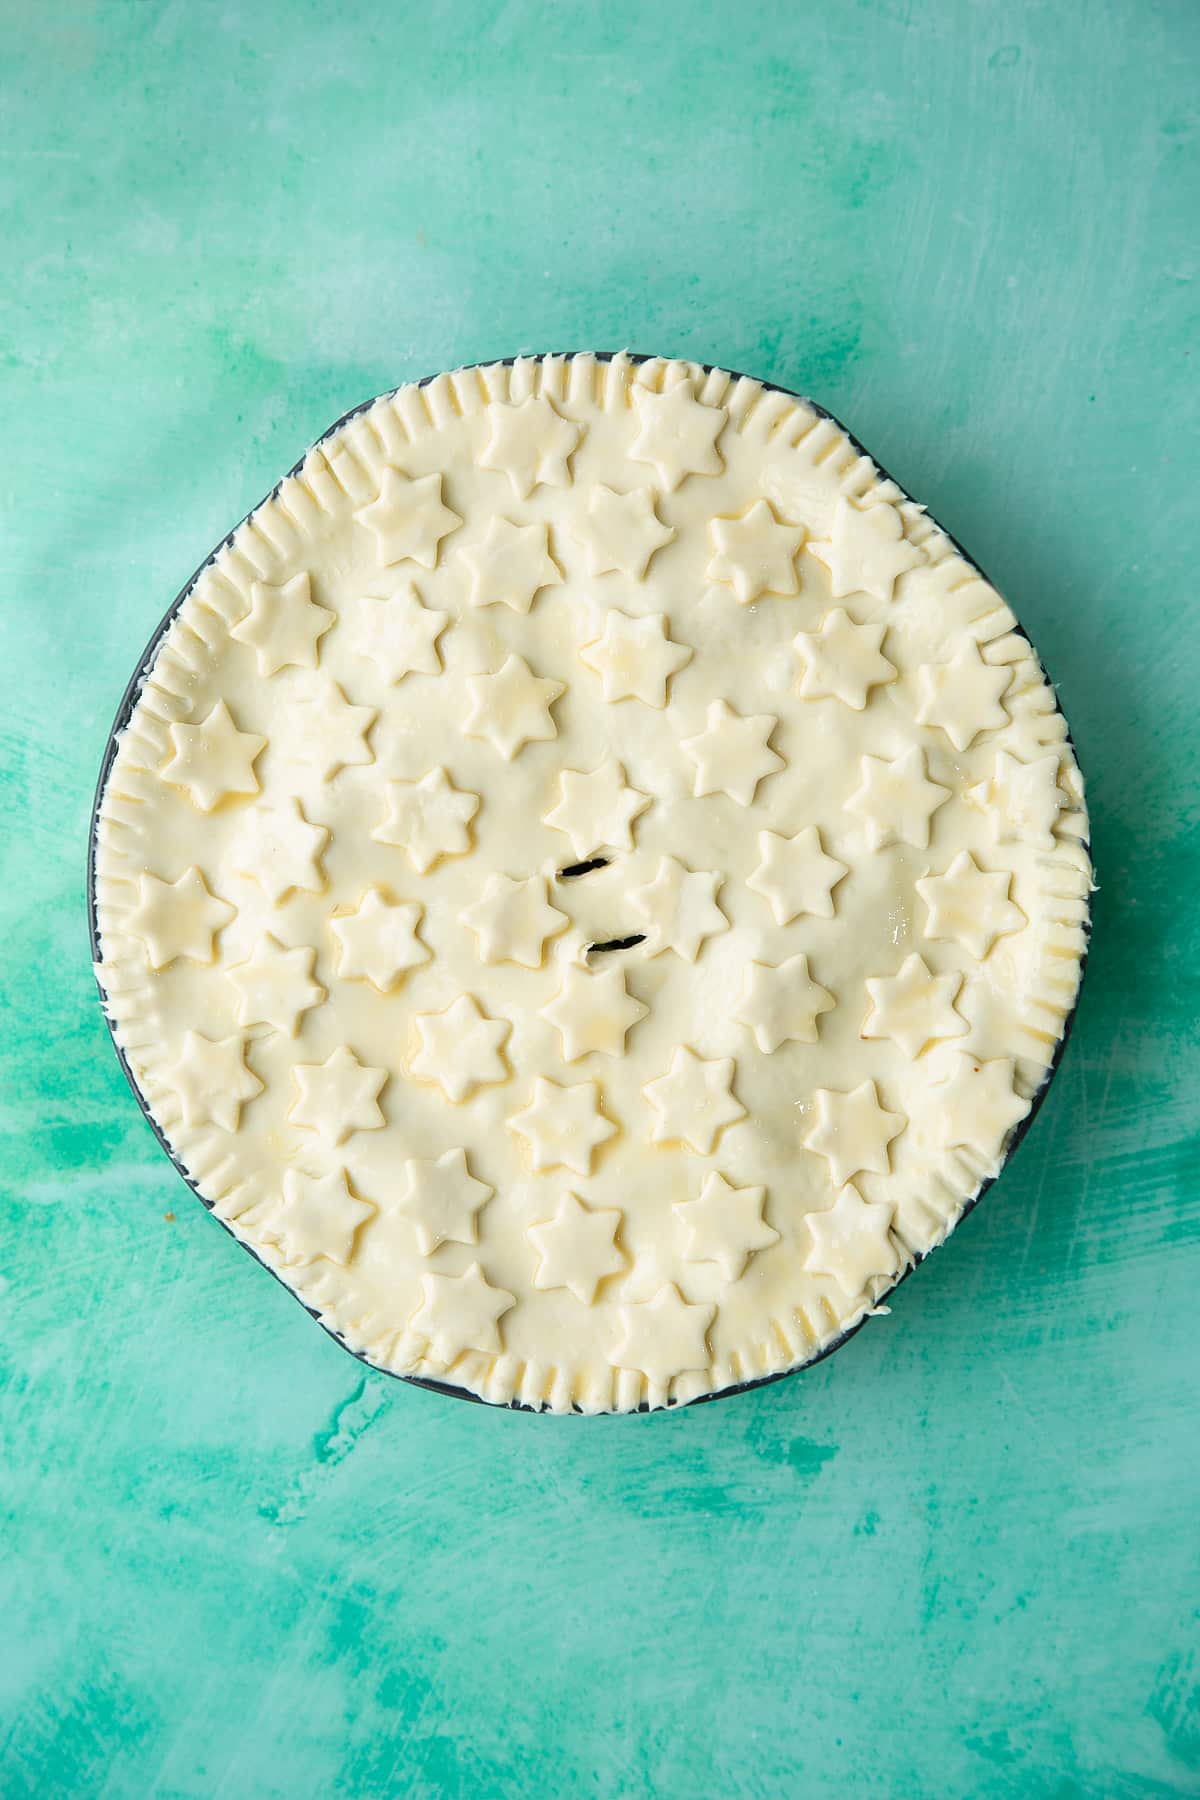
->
{"left": 91, "top": 353, "right": 1091, "bottom": 1413}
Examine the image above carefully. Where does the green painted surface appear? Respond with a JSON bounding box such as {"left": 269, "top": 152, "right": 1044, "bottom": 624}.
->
{"left": 2, "top": 1, "right": 1197, "bottom": 1794}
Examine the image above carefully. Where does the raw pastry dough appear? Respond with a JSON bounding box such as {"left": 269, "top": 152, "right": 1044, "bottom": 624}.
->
{"left": 92, "top": 353, "right": 1090, "bottom": 1412}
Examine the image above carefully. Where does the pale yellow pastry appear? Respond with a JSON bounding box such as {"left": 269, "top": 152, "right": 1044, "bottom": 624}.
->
{"left": 92, "top": 353, "right": 1090, "bottom": 1412}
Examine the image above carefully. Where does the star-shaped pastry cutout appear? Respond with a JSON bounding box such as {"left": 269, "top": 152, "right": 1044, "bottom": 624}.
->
{"left": 354, "top": 583, "right": 448, "bottom": 682}
{"left": 793, "top": 609, "right": 897, "bottom": 710}
{"left": 261, "top": 1168, "right": 375, "bottom": 1269}
{"left": 288, "top": 1046, "right": 387, "bottom": 1146}
{"left": 804, "top": 1080, "right": 905, "bottom": 1186}
{"left": 846, "top": 746, "right": 950, "bottom": 851}
{"left": 643, "top": 1047, "right": 745, "bottom": 1154}
{"left": 227, "top": 933, "right": 325, "bottom": 1035}
{"left": 397, "top": 1148, "right": 493, "bottom": 1255}
{"left": 807, "top": 496, "right": 923, "bottom": 603}
{"left": 410, "top": 1262, "right": 516, "bottom": 1363}
{"left": 479, "top": 394, "right": 581, "bottom": 499}
{"left": 460, "top": 873, "right": 567, "bottom": 968}
{"left": 928, "top": 1054, "right": 1031, "bottom": 1169}
{"left": 578, "top": 609, "right": 692, "bottom": 707}
{"left": 464, "top": 654, "right": 564, "bottom": 760}
{"left": 231, "top": 572, "right": 333, "bottom": 676}
{"left": 968, "top": 749, "right": 1063, "bottom": 849}
{"left": 611, "top": 1284, "right": 714, "bottom": 1388}
{"left": 372, "top": 768, "right": 479, "bottom": 873}
{"left": 330, "top": 886, "right": 430, "bottom": 990}
{"left": 681, "top": 699, "right": 784, "bottom": 806}
{"left": 161, "top": 1030, "right": 262, "bottom": 1131}
{"left": 508, "top": 1076, "right": 617, "bottom": 1175}
{"left": 707, "top": 498, "right": 805, "bottom": 603}
{"left": 675, "top": 1171, "right": 779, "bottom": 1282}
{"left": 734, "top": 954, "right": 835, "bottom": 1054}
{"left": 747, "top": 826, "right": 848, "bottom": 924}
{"left": 458, "top": 516, "right": 562, "bottom": 614}
{"left": 628, "top": 380, "right": 725, "bottom": 491}
{"left": 542, "top": 761, "right": 651, "bottom": 860}
{"left": 411, "top": 995, "right": 510, "bottom": 1101}
{"left": 158, "top": 701, "right": 266, "bottom": 811}
{"left": 289, "top": 679, "right": 376, "bottom": 780}
{"left": 862, "top": 953, "right": 969, "bottom": 1060}
{"left": 572, "top": 483, "right": 675, "bottom": 580}
{"left": 234, "top": 797, "right": 328, "bottom": 902}
{"left": 528, "top": 1192, "right": 625, "bottom": 1304}
{"left": 354, "top": 468, "right": 462, "bottom": 567}
{"left": 629, "top": 856, "right": 728, "bottom": 962}
{"left": 916, "top": 851, "right": 1026, "bottom": 960}
{"left": 804, "top": 1184, "right": 901, "bottom": 1298}
{"left": 916, "top": 641, "right": 1012, "bottom": 751}
{"left": 540, "top": 961, "right": 648, "bottom": 1062}
{"left": 125, "top": 867, "right": 234, "bottom": 969}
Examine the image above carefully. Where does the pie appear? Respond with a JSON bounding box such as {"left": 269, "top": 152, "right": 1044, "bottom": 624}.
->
{"left": 91, "top": 353, "right": 1091, "bottom": 1412}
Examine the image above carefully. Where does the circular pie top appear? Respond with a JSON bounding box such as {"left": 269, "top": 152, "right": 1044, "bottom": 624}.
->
{"left": 93, "top": 353, "right": 1090, "bottom": 1412}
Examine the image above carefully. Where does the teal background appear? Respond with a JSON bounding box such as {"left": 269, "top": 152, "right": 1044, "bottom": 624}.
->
{"left": 2, "top": 1, "right": 1197, "bottom": 1794}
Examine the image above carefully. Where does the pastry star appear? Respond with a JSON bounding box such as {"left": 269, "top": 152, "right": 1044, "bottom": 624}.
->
{"left": 571, "top": 483, "right": 675, "bottom": 579}
{"left": 929, "top": 1053, "right": 1031, "bottom": 1170}
{"left": 410, "top": 1262, "right": 516, "bottom": 1362}
{"left": 747, "top": 826, "right": 848, "bottom": 924}
{"left": 628, "top": 380, "right": 726, "bottom": 491}
{"left": 643, "top": 1047, "right": 745, "bottom": 1154}
{"left": 289, "top": 679, "right": 376, "bottom": 780}
{"left": 969, "top": 749, "right": 1063, "bottom": 849}
{"left": 458, "top": 515, "right": 561, "bottom": 614}
{"left": 508, "top": 1076, "right": 617, "bottom": 1176}
{"left": 916, "top": 640, "right": 1012, "bottom": 751}
{"left": 541, "top": 961, "right": 648, "bottom": 1062}
{"left": 158, "top": 701, "right": 266, "bottom": 811}
{"left": 373, "top": 767, "right": 479, "bottom": 873}
{"left": 611, "top": 1284, "right": 714, "bottom": 1387}
{"left": 793, "top": 609, "right": 897, "bottom": 710}
{"left": 261, "top": 1168, "right": 375, "bottom": 1269}
{"left": 354, "top": 583, "right": 448, "bottom": 682}
{"left": 459, "top": 873, "right": 567, "bottom": 968}
{"left": 707, "top": 498, "right": 805, "bottom": 603}
{"left": 803, "top": 1184, "right": 901, "bottom": 1298}
{"left": 398, "top": 1148, "right": 494, "bottom": 1255}
{"left": 330, "top": 886, "right": 430, "bottom": 990}
{"left": 629, "top": 856, "right": 728, "bottom": 962}
{"left": 161, "top": 1030, "right": 262, "bottom": 1131}
{"left": 288, "top": 1046, "right": 387, "bottom": 1146}
{"left": 231, "top": 572, "right": 333, "bottom": 676}
{"left": 227, "top": 933, "right": 325, "bottom": 1035}
{"left": 578, "top": 609, "right": 692, "bottom": 707}
{"left": 543, "top": 761, "right": 651, "bottom": 860}
{"left": 807, "top": 496, "right": 923, "bottom": 603}
{"left": 354, "top": 468, "right": 462, "bottom": 568}
{"left": 529, "top": 1192, "right": 625, "bottom": 1304}
{"left": 411, "top": 994, "right": 510, "bottom": 1101}
{"left": 681, "top": 699, "right": 783, "bottom": 806}
{"left": 675, "top": 1171, "right": 779, "bottom": 1282}
{"left": 862, "top": 953, "right": 969, "bottom": 1060}
{"left": 479, "top": 394, "right": 581, "bottom": 499}
{"left": 916, "top": 851, "right": 1026, "bottom": 960}
{"left": 804, "top": 1080, "right": 905, "bottom": 1187}
{"left": 847, "top": 746, "right": 950, "bottom": 851}
{"left": 234, "top": 797, "right": 328, "bottom": 902}
{"left": 734, "top": 954, "right": 835, "bottom": 1054}
{"left": 464, "top": 654, "right": 564, "bottom": 760}
{"left": 126, "top": 866, "right": 234, "bottom": 969}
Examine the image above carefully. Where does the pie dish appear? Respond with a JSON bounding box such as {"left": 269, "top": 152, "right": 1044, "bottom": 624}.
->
{"left": 90, "top": 352, "right": 1091, "bottom": 1413}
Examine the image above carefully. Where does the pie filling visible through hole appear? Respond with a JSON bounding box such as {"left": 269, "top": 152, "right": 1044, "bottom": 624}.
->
{"left": 92, "top": 352, "right": 1090, "bottom": 1414}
